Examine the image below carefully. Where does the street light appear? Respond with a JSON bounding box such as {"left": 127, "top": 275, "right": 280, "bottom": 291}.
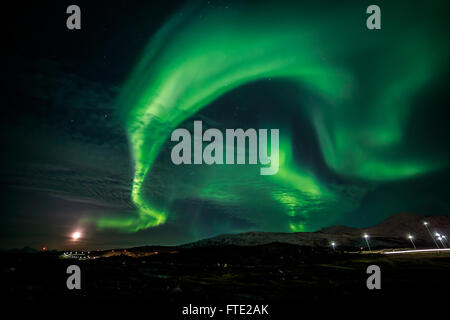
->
{"left": 423, "top": 221, "right": 439, "bottom": 248}
{"left": 442, "top": 235, "right": 449, "bottom": 247}
{"left": 408, "top": 234, "right": 416, "bottom": 249}
{"left": 331, "top": 242, "right": 336, "bottom": 252}
{"left": 363, "top": 234, "right": 371, "bottom": 252}
{"left": 436, "top": 235, "right": 446, "bottom": 248}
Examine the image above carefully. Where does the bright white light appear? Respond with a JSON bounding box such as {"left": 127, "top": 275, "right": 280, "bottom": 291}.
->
{"left": 384, "top": 248, "right": 450, "bottom": 255}
{"left": 331, "top": 242, "right": 336, "bottom": 246}
{"left": 364, "top": 234, "right": 369, "bottom": 238}
{"left": 72, "top": 232, "right": 81, "bottom": 240}
{"left": 408, "top": 234, "right": 413, "bottom": 239}
{"left": 435, "top": 233, "right": 440, "bottom": 237}
{"left": 424, "top": 222, "right": 428, "bottom": 225}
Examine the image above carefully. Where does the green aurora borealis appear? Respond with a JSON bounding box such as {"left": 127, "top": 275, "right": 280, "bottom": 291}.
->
{"left": 91, "top": 1, "right": 450, "bottom": 233}
{"left": 2, "top": 0, "right": 450, "bottom": 249}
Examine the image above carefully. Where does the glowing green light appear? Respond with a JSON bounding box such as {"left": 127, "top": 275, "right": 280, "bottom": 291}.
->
{"left": 90, "top": 1, "right": 447, "bottom": 232}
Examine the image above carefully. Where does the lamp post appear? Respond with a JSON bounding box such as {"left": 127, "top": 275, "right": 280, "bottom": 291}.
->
{"left": 441, "top": 235, "right": 448, "bottom": 247}
{"left": 408, "top": 234, "right": 416, "bottom": 249}
{"left": 364, "top": 234, "right": 371, "bottom": 252}
{"left": 424, "top": 222, "right": 439, "bottom": 248}
{"left": 331, "top": 242, "right": 336, "bottom": 252}
{"left": 436, "top": 233, "right": 446, "bottom": 248}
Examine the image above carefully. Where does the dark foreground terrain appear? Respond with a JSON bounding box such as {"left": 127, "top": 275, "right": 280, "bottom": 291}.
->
{"left": 1, "top": 243, "right": 450, "bottom": 316}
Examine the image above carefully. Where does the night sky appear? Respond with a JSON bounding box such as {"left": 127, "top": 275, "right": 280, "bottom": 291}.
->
{"left": 1, "top": 0, "right": 450, "bottom": 250}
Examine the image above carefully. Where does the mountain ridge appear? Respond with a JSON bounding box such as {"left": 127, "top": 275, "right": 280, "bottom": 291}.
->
{"left": 182, "top": 212, "right": 450, "bottom": 249}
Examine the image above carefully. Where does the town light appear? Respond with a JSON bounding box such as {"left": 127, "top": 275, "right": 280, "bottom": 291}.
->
{"left": 423, "top": 222, "right": 439, "bottom": 248}
{"left": 331, "top": 242, "right": 336, "bottom": 252}
{"left": 408, "top": 234, "right": 416, "bottom": 249}
{"left": 363, "top": 234, "right": 371, "bottom": 252}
